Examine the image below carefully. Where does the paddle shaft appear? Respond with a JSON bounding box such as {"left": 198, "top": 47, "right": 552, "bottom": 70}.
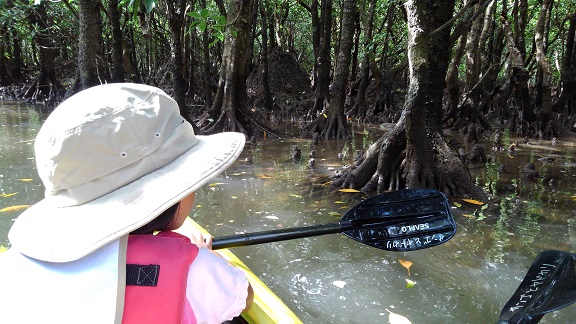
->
{"left": 212, "top": 213, "right": 446, "bottom": 250}
{"left": 212, "top": 222, "right": 342, "bottom": 250}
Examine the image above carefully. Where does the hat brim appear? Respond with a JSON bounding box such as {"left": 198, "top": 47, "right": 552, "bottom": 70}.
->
{"left": 9, "top": 132, "right": 245, "bottom": 262}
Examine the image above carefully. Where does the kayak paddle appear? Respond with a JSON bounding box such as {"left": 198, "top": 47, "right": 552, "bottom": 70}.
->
{"left": 212, "top": 188, "right": 456, "bottom": 251}
{"left": 497, "top": 250, "right": 576, "bottom": 323}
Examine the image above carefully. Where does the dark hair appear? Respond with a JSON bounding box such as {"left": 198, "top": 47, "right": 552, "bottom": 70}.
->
{"left": 130, "top": 202, "right": 181, "bottom": 234}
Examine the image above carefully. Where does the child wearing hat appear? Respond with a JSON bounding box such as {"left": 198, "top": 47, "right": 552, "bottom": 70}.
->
{"left": 0, "top": 83, "right": 252, "bottom": 323}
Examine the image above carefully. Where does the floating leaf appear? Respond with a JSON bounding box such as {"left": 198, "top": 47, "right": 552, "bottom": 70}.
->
{"left": 231, "top": 196, "right": 238, "bottom": 199}
{"left": 0, "top": 245, "right": 7, "bottom": 253}
{"left": 258, "top": 174, "right": 275, "bottom": 179}
{"left": 461, "top": 199, "right": 484, "bottom": 205}
{"left": 265, "top": 216, "right": 279, "bottom": 220}
{"left": 387, "top": 309, "right": 412, "bottom": 324}
{"left": 399, "top": 259, "right": 413, "bottom": 276}
{"left": 208, "top": 182, "right": 226, "bottom": 187}
{"left": 334, "top": 201, "right": 347, "bottom": 204}
{"left": 289, "top": 194, "right": 303, "bottom": 198}
{"left": 338, "top": 188, "right": 361, "bottom": 193}
{"left": 17, "top": 178, "right": 33, "bottom": 182}
{"left": 0, "top": 192, "right": 18, "bottom": 198}
{"left": 0, "top": 205, "right": 31, "bottom": 213}
{"left": 462, "top": 214, "right": 475, "bottom": 218}
{"left": 328, "top": 211, "right": 341, "bottom": 216}
{"left": 453, "top": 202, "right": 462, "bottom": 208}
{"left": 332, "top": 280, "right": 347, "bottom": 288}
{"left": 405, "top": 279, "right": 416, "bottom": 288}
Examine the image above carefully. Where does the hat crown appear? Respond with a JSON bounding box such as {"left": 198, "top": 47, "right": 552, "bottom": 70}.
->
{"left": 35, "top": 83, "right": 189, "bottom": 205}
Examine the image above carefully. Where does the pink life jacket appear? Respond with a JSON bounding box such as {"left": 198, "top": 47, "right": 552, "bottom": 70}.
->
{"left": 122, "top": 232, "right": 199, "bottom": 324}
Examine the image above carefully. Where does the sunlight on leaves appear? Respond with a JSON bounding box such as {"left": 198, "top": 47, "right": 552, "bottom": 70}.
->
{"left": 399, "top": 259, "right": 413, "bottom": 276}
{"left": 0, "top": 205, "right": 31, "bottom": 213}
{"left": 387, "top": 309, "right": 412, "bottom": 324}
{"left": 405, "top": 279, "right": 416, "bottom": 288}
{"left": 338, "top": 188, "right": 361, "bottom": 193}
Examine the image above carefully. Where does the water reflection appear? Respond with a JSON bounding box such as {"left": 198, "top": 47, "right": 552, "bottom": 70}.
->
{"left": 1, "top": 101, "right": 576, "bottom": 323}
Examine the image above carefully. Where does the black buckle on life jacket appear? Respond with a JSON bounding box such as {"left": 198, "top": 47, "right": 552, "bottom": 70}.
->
{"left": 126, "top": 264, "right": 160, "bottom": 286}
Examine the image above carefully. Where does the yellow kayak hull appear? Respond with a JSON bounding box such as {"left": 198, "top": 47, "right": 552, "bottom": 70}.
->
{"left": 177, "top": 217, "right": 303, "bottom": 324}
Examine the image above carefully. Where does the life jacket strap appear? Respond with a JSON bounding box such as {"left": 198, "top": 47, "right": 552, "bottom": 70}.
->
{"left": 126, "top": 264, "right": 160, "bottom": 287}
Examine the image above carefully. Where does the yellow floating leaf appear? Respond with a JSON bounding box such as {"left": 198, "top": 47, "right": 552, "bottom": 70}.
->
{"left": 461, "top": 199, "right": 484, "bottom": 205}
{"left": 1, "top": 192, "right": 18, "bottom": 198}
{"left": 462, "top": 214, "right": 475, "bottom": 218}
{"left": 322, "top": 181, "right": 332, "bottom": 187}
{"left": 258, "top": 174, "right": 275, "bottom": 179}
{"left": 338, "top": 188, "right": 361, "bottom": 193}
{"left": 231, "top": 196, "right": 238, "bottom": 199}
{"left": 453, "top": 202, "right": 462, "bottom": 208}
{"left": 405, "top": 279, "right": 416, "bottom": 288}
{"left": 334, "top": 201, "right": 347, "bottom": 204}
{"left": 0, "top": 205, "right": 31, "bottom": 213}
{"left": 0, "top": 245, "right": 7, "bottom": 253}
{"left": 387, "top": 309, "right": 412, "bottom": 324}
{"left": 208, "top": 182, "right": 226, "bottom": 187}
{"left": 17, "top": 178, "right": 33, "bottom": 182}
{"left": 399, "top": 259, "right": 413, "bottom": 276}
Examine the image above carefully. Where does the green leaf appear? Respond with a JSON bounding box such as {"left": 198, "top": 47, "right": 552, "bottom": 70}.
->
{"left": 200, "top": 8, "right": 210, "bottom": 18}
{"left": 188, "top": 12, "right": 202, "bottom": 19}
{"left": 405, "top": 279, "right": 416, "bottom": 288}
{"left": 198, "top": 22, "right": 207, "bottom": 32}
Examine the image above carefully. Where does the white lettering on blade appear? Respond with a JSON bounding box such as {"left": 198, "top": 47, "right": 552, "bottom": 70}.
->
{"left": 399, "top": 223, "right": 430, "bottom": 233}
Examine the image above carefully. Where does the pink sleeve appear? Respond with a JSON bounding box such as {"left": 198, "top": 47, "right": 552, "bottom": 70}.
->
{"left": 185, "top": 248, "right": 249, "bottom": 323}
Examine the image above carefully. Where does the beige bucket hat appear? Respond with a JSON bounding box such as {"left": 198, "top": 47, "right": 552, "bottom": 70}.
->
{"left": 8, "top": 83, "right": 245, "bottom": 262}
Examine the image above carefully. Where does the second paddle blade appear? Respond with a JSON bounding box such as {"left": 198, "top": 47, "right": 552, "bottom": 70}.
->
{"left": 340, "top": 188, "right": 456, "bottom": 252}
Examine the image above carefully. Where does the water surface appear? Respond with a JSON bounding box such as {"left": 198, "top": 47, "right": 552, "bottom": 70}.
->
{"left": 1, "top": 102, "right": 575, "bottom": 323}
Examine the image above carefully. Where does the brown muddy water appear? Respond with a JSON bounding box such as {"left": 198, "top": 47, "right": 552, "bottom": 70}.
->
{"left": 1, "top": 101, "right": 576, "bottom": 323}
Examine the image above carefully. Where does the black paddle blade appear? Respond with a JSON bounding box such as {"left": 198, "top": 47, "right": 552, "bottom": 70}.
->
{"left": 340, "top": 188, "right": 456, "bottom": 252}
{"left": 497, "top": 250, "right": 576, "bottom": 324}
